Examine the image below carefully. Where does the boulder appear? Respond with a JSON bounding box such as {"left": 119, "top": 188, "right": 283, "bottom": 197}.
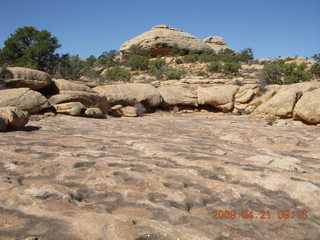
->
{"left": 0, "top": 88, "right": 50, "bottom": 113}
{"left": 197, "top": 85, "right": 240, "bottom": 112}
{"left": 120, "top": 25, "right": 211, "bottom": 56}
{"left": 111, "top": 103, "right": 146, "bottom": 117}
{"left": 0, "top": 67, "right": 52, "bottom": 90}
{"left": 85, "top": 108, "right": 106, "bottom": 118}
{"left": 0, "top": 115, "right": 8, "bottom": 131}
{"left": 0, "top": 107, "right": 29, "bottom": 129}
{"left": 93, "top": 83, "right": 161, "bottom": 108}
{"left": 53, "top": 79, "right": 92, "bottom": 92}
{"left": 203, "top": 36, "right": 230, "bottom": 52}
{"left": 158, "top": 86, "right": 198, "bottom": 106}
{"left": 48, "top": 91, "right": 110, "bottom": 113}
{"left": 294, "top": 88, "right": 320, "bottom": 124}
{"left": 254, "top": 82, "right": 320, "bottom": 118}
{"left": 235, "top": 84, "right": 258, "bottom": 104}
{"left": 54, "top": 102, "right": 86, "bottom": 116}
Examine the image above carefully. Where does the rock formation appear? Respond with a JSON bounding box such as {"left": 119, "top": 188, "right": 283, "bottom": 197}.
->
{"left": 120, "top": 25, "right": 231, "bottom": 56}
{"left": 0, "top": 67, "right": 52, "bottom": 90}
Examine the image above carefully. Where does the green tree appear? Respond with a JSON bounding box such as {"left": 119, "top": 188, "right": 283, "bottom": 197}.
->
{"left": 54, "top": 54, "right": 85, "bottom": 80}
{"left": 85, "top": 55, "right": 97, "bottom": 68}
{"left": 1, "top": 26, "right": 62, "bottom": 74}
{"left": 312, "top": 53, "right": 320, "bottom": 63}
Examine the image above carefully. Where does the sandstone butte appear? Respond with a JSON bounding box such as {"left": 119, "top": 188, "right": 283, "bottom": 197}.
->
{"left": 0, "top": 25, "right": 320, "bottom": 240}
{"left": 120, "top": 24, "right": 230, "bottom": 56}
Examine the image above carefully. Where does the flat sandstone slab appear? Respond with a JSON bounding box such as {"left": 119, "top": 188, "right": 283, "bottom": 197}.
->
{"left": 0, "top": 113, "right": 319, "bottom": 240}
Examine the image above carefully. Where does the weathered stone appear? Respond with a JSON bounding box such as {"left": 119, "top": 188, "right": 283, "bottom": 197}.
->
{"left": 235, "top": 84, "right": 258, "bottom": 104}
{"left": 93, "top": 83, "right": 161, "bottom": 108}
{"left": 49, "top": 91, "right": 110, "bottom": 113}
{"left": 158, "top": 86, "right": 198, "bottom": 106}
{"left": 85, "top": 108, "right": 106, "bottom": 118}
{"left": 54, "top": 102, "right": 86, "bottom": 116}
{"left": 0, "top": 88, "right": 50, "bottom": 113}
{"left": 53, "top": 79, "right": 92, "bottom": 92}
{"left": 0, "top": 107, "right": 29, "bottom": 129}
{"left": 203, "top": 36, "right": 230, "bottom": 52}
{"left": 294, "top": 88, "right": 320, "bottom": 124}
{"left": 197, "top": 85, "right": 239, "bottom": 112}
{"left": 254, "top": 82, "right": 319, "bottom": 118}
{"left": 120, "top": 25, "right": 211, "bottom": 56}
{"left": 0, "top": 113, "right": 319, "bottom": 239}
{"left": 0, "top": 67, "right": 52, "bottom": 90}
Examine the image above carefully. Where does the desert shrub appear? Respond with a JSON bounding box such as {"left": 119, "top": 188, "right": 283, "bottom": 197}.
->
{"left": 127, "top": 55, "right": 149, "bottom": 70}
{"left": 312, "top": 53, "right": 320, "bottom": 63}
{"left": 258, "top": 61, "right": 283, "bottom": 84}
{"left": 175, "top": 58, "right": 183, "bottom": 64}
{"left": 83, "top": 69, "right": 101, "bottom": 80}
{"left": 199, "top": 53, "right": 217, "bottom": 62}
{"left": 182, "top": 54, "right": 199, "bottom": 63}
{"left": 170, "top": 44, "right": 190, "bottom": 56}
{"left": 103, "top": 66, "right": 131, "bottom": 81}
{"left": 196, "top": 71, "right": 207, "bottom": 76}
{"left": 310, "top": 63, "right": 320, "bottom": 78}
{"left": 223, "top": 62, "right": 241, "bottom": 75}
{"left": 164, "top": 68, "right": 185, "bottom": 80}
{"left": 207, "top": 62, "right": 223, "bottom": 73}
{"left": 148, "top": 58, "right": 167, "bottom": 79}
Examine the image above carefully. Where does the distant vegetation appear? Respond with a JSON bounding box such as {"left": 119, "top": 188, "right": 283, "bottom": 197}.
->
{"left": 0, "top": 26, "right": 319, "bottom": 84}
{"left": 258, "top": 59, "right": 316, "bottom": 85}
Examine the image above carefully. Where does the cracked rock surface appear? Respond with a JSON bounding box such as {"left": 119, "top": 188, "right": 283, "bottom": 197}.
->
{"left": 0, "top": 113, "right": 319, "bottom": 240}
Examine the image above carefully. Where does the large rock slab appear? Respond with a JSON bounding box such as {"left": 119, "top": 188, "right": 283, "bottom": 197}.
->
{"left": 0, "top": 67, "right": 52, "bottom": 90}
{"left": 294, "top": 88, "right": 320, "bottom": 124}
{"left": 0, "top": 88, "right": 50, "bottom": 113}
{"left": 53, "top": 78, "right": 92, "bottom": 92}
{"left": 197, "top": 85, "right": 239, "bottom": 112}
{"left": 0, "top": 107, "right": 28, "bottom": 129}
{"left": 254, "top": 82, "right": 320, "bottom": 118}
{"left": 158, "top": 86, "right": 198, "bottom": 107}
{"left": 49, "top": 90, "right": 110, "bottom": 113}
{"left": 120, "top": 25, "right": 211, "bottom": 56}
{"left": 93, "top": 83, "right": 161, "bottom": 108}
{"left": 0, "top": 114, "right": 319, "bottom": 239}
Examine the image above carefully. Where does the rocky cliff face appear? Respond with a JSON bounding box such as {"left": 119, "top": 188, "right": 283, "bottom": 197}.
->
{"left": 120, "top": 25, "right": 231, "bottom": 56}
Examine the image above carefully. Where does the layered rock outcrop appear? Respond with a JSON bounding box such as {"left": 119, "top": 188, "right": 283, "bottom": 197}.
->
{"left": 0, "top": 67, "right": 52, "bottom": 90}
{"left": 120, "top": 25, "right": 230, "bottom": 56}
{"left": 93, "top": 83, "right": 161, "bottom": 108}
{"left": 294, "top": 88, "right": 320, "bottom": 124}
{"left": 0, "top": 88, "right": 50, "bottom": 113}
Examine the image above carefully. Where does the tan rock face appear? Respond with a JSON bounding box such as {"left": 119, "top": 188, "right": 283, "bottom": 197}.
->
{"left": 54, "top": 102, "right": 86, "bottom": 116}
{"left": 294, "top": 88, "right": 320, "bottom": 124}
{"left": 0, "top": 113, "right": 319, "bottom": 239}
{"left": 197, "top": 85, "right": 239, "bottom": 112}
{"left": 0, "top": 67, "right": 52, "bottom": 90}
{"left": 203, "top": 36, "right": 230, "bottom": 52}
{"left": 93, "top": 83, "right": 161, "bottom": 108}
{"left": 254, "top": 82, "right": 320, "bottom": 118}
{"left": 49, "top": 90, "right": 110, "bottom": 113}
{"left": 120, "top": 25, "right": 211, "bottom": 56}
{"left": 53, "top": 79, "right": 92, "bottom": 92}
{"left": 158, "top": 86, "right": 198, "bottom": 107}
{"left": 0, "top": 88, "right": 50, "bottom": 113}
{"left": 0, "top": 107, "right": 28, "bottom": 129}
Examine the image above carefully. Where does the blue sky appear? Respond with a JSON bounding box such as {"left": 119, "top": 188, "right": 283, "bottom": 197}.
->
{"left": 0, "top": 0, "right": 319, "bottom": 59}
